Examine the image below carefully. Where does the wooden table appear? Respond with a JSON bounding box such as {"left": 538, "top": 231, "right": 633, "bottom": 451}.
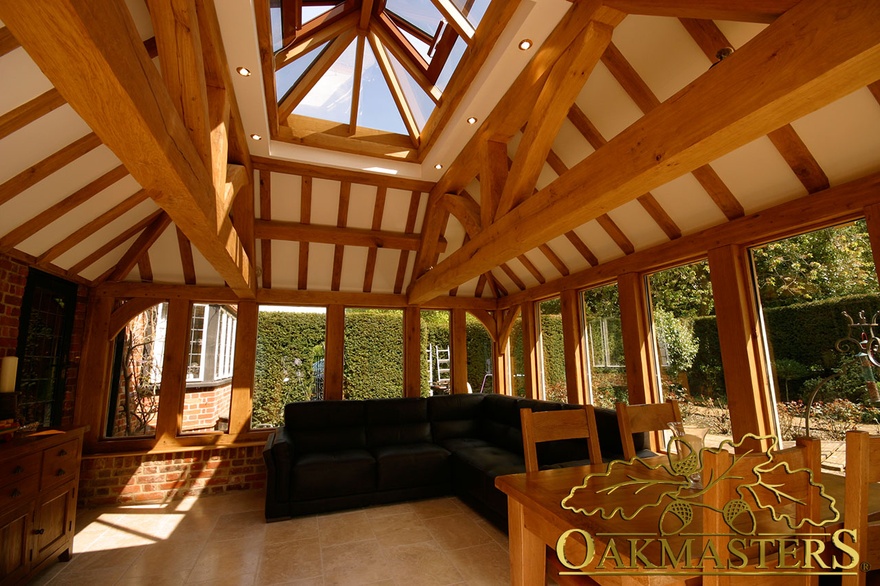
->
{"left": 496, "top": 458, "right": 858, "bottom": 586}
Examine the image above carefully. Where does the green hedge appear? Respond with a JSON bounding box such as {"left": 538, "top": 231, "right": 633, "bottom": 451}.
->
{"left": 687, "top": 293, "right": 880, "bottom": 401}
{"left": 253, "top": 311, "right": 326, "bottom": 427}
{"left": 342, "top": 310, "right": 404, "bottom": 401}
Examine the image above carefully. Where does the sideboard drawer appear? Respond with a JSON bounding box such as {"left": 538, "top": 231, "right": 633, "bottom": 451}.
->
{"left": 0, "top": 472, "right": 39, "bottom": 510}
{"left": 40, "top": 439, "right": 79, "bottom": 489}
{"left": 0, "top": 452, "right": 41, "bottom": 482}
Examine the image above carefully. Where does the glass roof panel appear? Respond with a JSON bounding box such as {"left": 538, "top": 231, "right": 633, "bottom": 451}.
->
{"left": 453, "top": 0, "right": 491, "bottom": 27}
{"left": 270, "top": 4, "right": 283, "bottom": 52}
{"left": 389, "top": 52, "right": 435, "bottom": 130}
{"left": 294, "top": 39, "right": 357, "bottom": 125}
{"left": 276, "top": 41, "right": 329, "bottom": 101}
{"left": 357, "top": 42, "right": 408, "bottom": 135}
{"left": 385, "top": 0, "right": 446, "bottom": 37}
{"left": 435, "top": 36, "right": 467, "bottom": 92}
{"left": 302, "top": 3, "right": 339, "bottom": 27}
{"left": 402, "top": 29, "right": 433, "bottom": 64}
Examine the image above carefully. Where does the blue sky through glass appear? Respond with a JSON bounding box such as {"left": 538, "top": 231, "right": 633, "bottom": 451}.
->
{"left": 436, "top": 36, "right": 467, "bottom": 92}
{"left": 453, "top": 0, "right": 491, "bottom": 27}
{"left": 357, "top": 43, "right": 408, "bottom": 134}
{"left": 294, "top": 39, "right": 356, "bottom": 125}
{"left": 389, "top": 52, "right": 435, "bottom": 130}
{"left": 276, "top": 42, "right": 328, "bottom": 101}
{"left": 385, "top": 0, "right": 445, "bottom": 36}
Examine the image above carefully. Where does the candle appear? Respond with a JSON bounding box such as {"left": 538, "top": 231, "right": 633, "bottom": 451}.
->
{"left": 0, "top": 356, "right": 18, "bottom": 393}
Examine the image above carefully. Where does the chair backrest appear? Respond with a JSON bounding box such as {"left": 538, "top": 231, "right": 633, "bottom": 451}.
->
{"left": 702, "top": 436, "right": 822, "bottom": 586}
{"left": 520, "top": 405, "right": 602, "bottom": 472}
{"left": 843, "top": 431, "right": 880, "bottom": 586}
{"left": 615, "top": 400, "right": 682, "bottom": 460}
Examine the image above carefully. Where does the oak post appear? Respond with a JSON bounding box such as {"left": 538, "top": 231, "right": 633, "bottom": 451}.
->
{"left": 403, "top": 306, "right": 422, "bottom": 398}
{"left": 323, "top": 305, "right": 345, "bottom": 400}
{"left": 707, "top": 245, "right": 775, "bottom": 451}
{"left": 560, "top": 289, "right": 587, "bottom": 404}
{"left": 617, "top": 272, "right": 657, "bottom": 406}
{"left": 451, "top": 309, "right": 468, "bottom": 393}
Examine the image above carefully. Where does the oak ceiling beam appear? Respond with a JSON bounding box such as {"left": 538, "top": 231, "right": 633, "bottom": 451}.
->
{"left": 409, "top": 0, "right": 880, "bottom": 304}
{"left": 252, "top": 155, "right": 434, "bottom": 192}
{"left": 603, "top": 0, "right": 798, "bottom": 24}
{"left": 275, "top": 10, "right": 359, "bottom": 70}
{"left": 148, "top": 0, "right": 212, "bottom": 171}
{"left": 411, "top": 1, "right": 624, "bottom": 280}
{"left": 0, "top": 26, "right": 19, "bottom": 56}
{"left": 494, "top": 16, "right": 617, "bottom": 220}
{"left": 254, "top": 220, "right": 446, "bottom": 252}
{"left": 278, "top": 28, "right": 357, "bottom": 120}
{"left": 0, "top": 0, "right": 256, "bottom": 297}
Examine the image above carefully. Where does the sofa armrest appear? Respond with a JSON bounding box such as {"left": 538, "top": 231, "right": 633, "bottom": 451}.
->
{"left": 263, "top": 426, "right": 295, "bottom": 520}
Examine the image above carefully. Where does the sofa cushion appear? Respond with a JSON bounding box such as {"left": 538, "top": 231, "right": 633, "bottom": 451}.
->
{"left": 291, "top": 449, "right": 375, "bottom": 499}
{"left": 285, "top": 401, "right": 367, "bottom": 454}
{"left": 428, "top": 394, "right": 485, "bottom": 442}
{"left": 371, "top": 443, "right": 450, "bottom": 491}
{"left": 437, "top": 437, "right": 491, "bottom": 452}
{"left": 479, "top": 394, "right": 524, "bottom": 455}
{"left": 594, "top": 406, "right": 650, "bottom": 460}
{"left": 366, "top": 398, "right": 431, "bottom": 447}
{"left": 452, "top": 445, "right": 525, "bottom": 478}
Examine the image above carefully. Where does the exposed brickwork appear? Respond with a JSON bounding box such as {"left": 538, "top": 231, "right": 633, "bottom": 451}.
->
{"left": 0, "top": 253, "right": 28, "bottom": 357}
{"left": 78, "top": 445, "right": 266, "bottom": 508}
{"left": 182, "top": 383, "right": 232, "bottom": 433}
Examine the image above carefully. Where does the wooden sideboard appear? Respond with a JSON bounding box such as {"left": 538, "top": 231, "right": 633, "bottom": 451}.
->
{"left": 0, "top": 427, "right": 85, "bottom": 585}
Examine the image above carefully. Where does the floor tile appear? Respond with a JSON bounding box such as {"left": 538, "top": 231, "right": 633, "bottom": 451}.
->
{"left": 424, "top": 512, "right": 494, "bottom": 550}
{"left": 321, "top": 539, "right": 395, "bottom": 585}
{"left": 43, "top": 492, "right": 516, "bottom": 586}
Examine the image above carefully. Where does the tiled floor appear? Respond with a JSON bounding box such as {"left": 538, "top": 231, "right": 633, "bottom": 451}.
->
{"left": 29, "top": 491, "right": 512, "bottom": 586}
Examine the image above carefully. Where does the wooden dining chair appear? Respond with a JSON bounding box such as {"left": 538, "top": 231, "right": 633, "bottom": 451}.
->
{"left": 520, "top": 405, "right": 602, "bottom": 472}
{"left": 843, "top": 431, "right": 880, "bottom": 586}
{"left": 702, "top": 436, "right": 823, "bottom": 586}
{"left": 520, "top": 405, "right": 603, "bottom": 586}
{"left": 615, "top": 400, "right": 682, "bottom": 460}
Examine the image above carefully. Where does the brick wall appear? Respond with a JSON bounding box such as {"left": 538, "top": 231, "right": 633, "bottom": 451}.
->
{"left": 78, "top": 445, "right": 266, "bottom": 508}
{"left": 0, "top": 253, "right": 27, "bottom": 357}
{"left": 182, "top": 383, "right": 232, "bottom": 433}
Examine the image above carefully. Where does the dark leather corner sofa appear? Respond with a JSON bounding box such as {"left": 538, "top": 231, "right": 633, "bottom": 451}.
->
{"left": 263, "top": 393, "right": 650, "bottom": 527}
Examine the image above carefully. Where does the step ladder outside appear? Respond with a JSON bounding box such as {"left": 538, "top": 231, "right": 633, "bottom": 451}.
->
{"left": 435, "top": 346, "right": 451, "bottom": 389}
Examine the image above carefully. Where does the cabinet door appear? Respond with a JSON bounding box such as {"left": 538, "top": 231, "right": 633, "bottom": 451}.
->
{"left": 32, "top": 481, "right": 76, "bottom": 566}
{"left": 0, "top": 501, "right": 33, "bottom": 586}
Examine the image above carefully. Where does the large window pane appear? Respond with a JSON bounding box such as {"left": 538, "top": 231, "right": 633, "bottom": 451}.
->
{"left": 181, "top": 304, "right": 237, "bottom": 435}
{"left": 538, "top": 298, "right": 567, "bottom": 403}
{"left": 648, "top": 261, "right": 729, "bottom": 446}
{"left": 466, "top": 314, "right": 493, "bottom": 393}
{"left": 582, "top": 284, "right": 628, "bottom": 409}
{"left": 343, "top": 308, "right": 403, "bottom": 400}
{"left": 422, "top": 310, "right": 450, "bottom": 396}
{"left": 751, "top": 220, "right": 880, "bottom": 472}
{"left": 253, "top": 306, "right": 327, "bottom": 428}
{"left": 509, "top": 315, "right": 525, "bottom": 397}
{"left": 106, "top": 303, "right": 167, "bottom": 438}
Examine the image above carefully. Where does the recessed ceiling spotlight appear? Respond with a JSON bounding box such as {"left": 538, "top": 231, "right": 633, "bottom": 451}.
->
{"left": 518, "top": 39, "right": 533, "bottom": 51}
{"left": 236, "top": 66, "right": 252, "bottom": 77}
{"left": 466, "top": 116, "right": 477, "bottom": 125}
{"left": 250, "top": 134, "right": 262, "bottom": 141}
{"left": 434, "top": 164, "right": 443, "bottom": 170}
